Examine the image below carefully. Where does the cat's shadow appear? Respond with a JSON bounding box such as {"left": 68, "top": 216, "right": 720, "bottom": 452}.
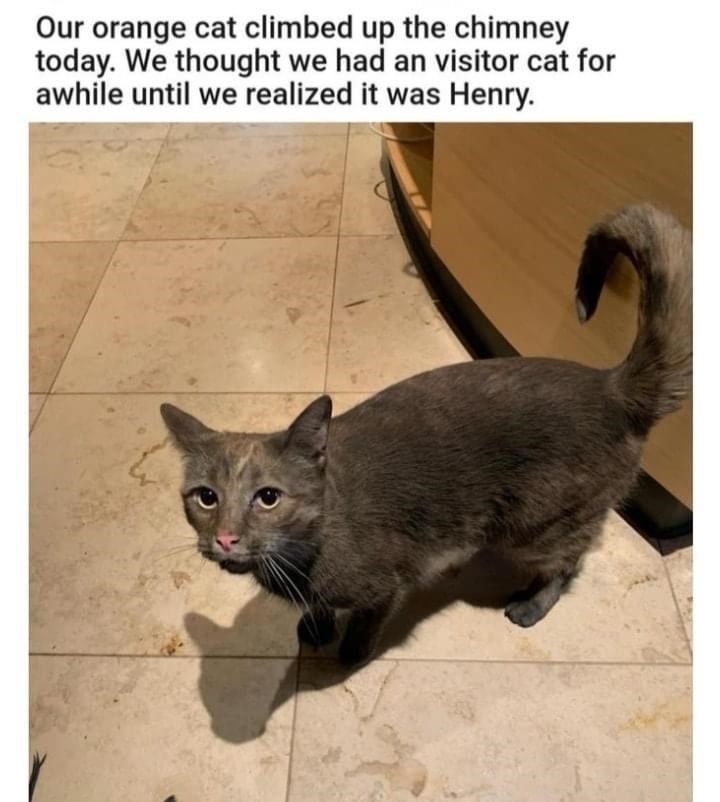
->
{"left": 184, "top": 549, "right": 531, "bottom": 744}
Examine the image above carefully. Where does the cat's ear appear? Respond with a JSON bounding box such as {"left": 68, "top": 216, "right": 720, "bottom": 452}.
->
{"left": 285, "top": 395, "right": 332, "bottom": 466}
{"left": 160, "top": 403, "right": 215, "bottom": 453}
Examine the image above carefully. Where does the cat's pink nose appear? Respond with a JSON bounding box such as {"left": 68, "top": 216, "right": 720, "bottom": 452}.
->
{"left": 215, "top": 530, "right": 239, "bottom": 553}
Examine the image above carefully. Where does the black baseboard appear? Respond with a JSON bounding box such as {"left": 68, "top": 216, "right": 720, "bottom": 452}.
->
{"left": 382, "top": 154, "right": 692, "bottom": 543}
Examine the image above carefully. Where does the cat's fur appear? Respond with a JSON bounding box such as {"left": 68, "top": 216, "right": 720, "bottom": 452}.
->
{"left": 161, "top": 204, "right": 691, "bottom": 666}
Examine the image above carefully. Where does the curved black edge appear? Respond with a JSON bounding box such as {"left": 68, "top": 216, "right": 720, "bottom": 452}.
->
{"left": 381, "top": 152, "right": 692, "bottom": 543}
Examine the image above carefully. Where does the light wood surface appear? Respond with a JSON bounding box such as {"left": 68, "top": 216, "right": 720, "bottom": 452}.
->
{"left": 381, "top": 123, "right": 434, "bottom": 236}
{"left": 427, "top": 123, "right": 691, "bottom": 506}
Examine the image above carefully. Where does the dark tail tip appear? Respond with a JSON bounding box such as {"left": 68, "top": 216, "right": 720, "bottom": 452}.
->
{"left": 575, "top": 221, "right": 632, "bottom": 324}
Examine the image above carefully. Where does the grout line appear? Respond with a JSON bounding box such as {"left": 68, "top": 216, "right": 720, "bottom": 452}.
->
{"left": 30, "top": 129, "right": 350, "bottom": 146}
{"left": 45, "top": 129, "right": 172, "bottom": 395}
{"left": 30, "top": 233, "right": 394, "bottom": 245}
{"left": 166, "top": 129, "right": 351, "bottom": 142}
{"left": 44, "top": 241, "right": 121, "bottom": 395}
{"left": 30, "top": 236, "right": 337, "bottom": 244}
{"left": 30, "top": 137, "right": 169, "bottom": 145}
{"left": 116, "top": 126, "right": 172, "bottom": 242}
{"left": 30, "top": 651, "right": 297, "bottom": 660}
{"left": 292, "top": 655, "right": 693, "bottom": 667}
{"left": 284, "top": 657, "right": 302, "bottom": 802}
{"left": 31, "top": 239, "right": 131, "bottom": 246}
{"left": 45, "top": 390, "right": 372, "bottom": 397}
{"left": 28, "top": 652, "right": 692, "bottom": 667}
{"left": 323, "top": 125, "right": 351, "bottom": 392}
{"left": 660, "top": 551, "right": 693, "bottom": 656}
{"left": 29, "top": 394, "right": 49, "bottom": 435}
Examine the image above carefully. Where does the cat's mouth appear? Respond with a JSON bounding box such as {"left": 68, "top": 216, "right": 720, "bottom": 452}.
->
{"left": 218, "top": 557, "right": 256, "bottom": 575}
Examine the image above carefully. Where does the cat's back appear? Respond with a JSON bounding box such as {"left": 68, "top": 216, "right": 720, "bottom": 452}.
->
{"left": 330, "top": 357, "right": 632, "bottom": 474}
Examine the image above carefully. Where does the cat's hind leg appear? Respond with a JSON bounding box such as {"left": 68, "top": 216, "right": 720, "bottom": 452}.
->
{"left": 504, "top": 516, "right": 604, "bottom": 628}
{"left": 504, "top": 570, "right": 575, "bottom": 627}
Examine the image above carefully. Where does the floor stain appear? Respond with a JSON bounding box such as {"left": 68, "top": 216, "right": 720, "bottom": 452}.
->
{"left": 443, "top": 785, "right": 492, "bottom": 799}
{"left": 103, "top": 140, "right": 129, "bottom": 152}
{"left": 286, "top": 307, "right": 302, "bottom": 324}
{"left": 625, "top": 573, "right": 656, "bottom": 594}
{"left": 160, "top": 634, "right": 184, "bottom": 656}
{"left": 322, "top": 746, "right": 342, "bottom": 764}
{"left": 362, "top": 663, "right": 400, "bottom": 723}
{"left": 619, "top": 697, "right": 690, "bottom": 733}
{"left": 346, "top": 755, "right": 427, "bottom": 798}
{"left": 345, "top": 723, "right": 427, "bottom": 797}
{"left": 517, "top": 636, "right": 551, "bottom": 661}
{"left": 169, "top": 316, "right": 192, "bottom": 328}
{"left": 232, "top": 204, "right": 262, "bottom": 227}
{"left": 171, "top": 570, "right": 192, "bottom": 589}
{"left": 46, "top": 149, "right": 80, "bottom": 168}
{"left": 641, "top": 646, "right": 672, "bottom": 661}
{"left": 128, "top": 437, "right": 169, "bottom": 487}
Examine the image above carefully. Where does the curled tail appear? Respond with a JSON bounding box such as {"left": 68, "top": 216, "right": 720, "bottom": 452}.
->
{"left": 575, "top": 203, "right": 692, "bottom": 434}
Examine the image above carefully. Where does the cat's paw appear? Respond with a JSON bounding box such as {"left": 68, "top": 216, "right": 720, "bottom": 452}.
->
{"left": 297, "top": 611, "right": 336, "bottom": 648}
{"left": 504, "top": 598, "right": 546, "bottom": 628}
{"left": 338, "top": 636, "right": 376, "bottom": 668}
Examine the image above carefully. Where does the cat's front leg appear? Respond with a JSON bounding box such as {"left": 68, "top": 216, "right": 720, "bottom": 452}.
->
{"left": 297, "top": 604, "right": 337, "bottom": 648}
{"left": 338, "top": 597, "right": 395, "bottom": 667}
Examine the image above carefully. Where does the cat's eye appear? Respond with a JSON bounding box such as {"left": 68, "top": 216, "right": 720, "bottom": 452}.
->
{"left": 195, "top": 487, "right": 218, "bottom": 510}
{"left": 254, "top": 487, "right": 282, "bottom": 510}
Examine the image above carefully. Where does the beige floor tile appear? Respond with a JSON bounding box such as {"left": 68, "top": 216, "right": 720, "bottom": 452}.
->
{"left": 30, "top": 655, "right": 295, "bottom": 801}
{"left": 305, "top": 513, "right": 690, "bottom": 664}
{"left": 340, "top": 133, "right": 398, "bottom": 235}
{"left": 30, "top": 394, "right": 46, "bottom": 430}
{"left": 124, "top": 135, "right": 346, "bottom": 240}
{"left": 665, "top": 546, "right": 692, "bottom": 647}
{"left": 169, "top": 123, "right": 348, "bottom": 139}
{"left": 291, "top": 660, "right": 691, "bottom": 802}
{"left": 30, "top": 123, "right": 170, "bottom": 141}
{"left": 30, "top": 139, "right": 162, "bottom": 241}
{"left": 30, "top": 393, "right": 343, "bottom": 656}
{"left": 54, "top": 238, "right": 335, "bottom": 393}
{"left": 30, "top": 242, "right": 115, "bottom": 392}
{"left": 326, "top": 235, "right": 470, "bottom": 391}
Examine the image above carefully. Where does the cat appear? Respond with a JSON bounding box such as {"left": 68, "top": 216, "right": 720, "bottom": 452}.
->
{"left": 161, "top": 204, "right": 691, "bottom": 667}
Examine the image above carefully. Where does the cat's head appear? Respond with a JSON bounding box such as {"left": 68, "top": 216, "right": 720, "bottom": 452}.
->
{"left": 160, "top": 396, "right": 332, "bottom": 578}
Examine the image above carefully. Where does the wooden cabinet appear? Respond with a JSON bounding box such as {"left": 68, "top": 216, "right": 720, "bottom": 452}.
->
{"left": 384, "top": 122, "right": 692, "bottom": 514}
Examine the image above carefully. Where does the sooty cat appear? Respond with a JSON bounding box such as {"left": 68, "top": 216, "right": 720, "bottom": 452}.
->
{"left": 161, "top": 204, "right": 691, "bottom": 666}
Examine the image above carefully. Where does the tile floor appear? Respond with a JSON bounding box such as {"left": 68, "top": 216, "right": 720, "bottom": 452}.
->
{"left": 29, "top": 123, "right": 692, "bottom": 801}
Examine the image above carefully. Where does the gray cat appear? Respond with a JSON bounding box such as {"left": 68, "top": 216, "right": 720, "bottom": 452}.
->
{"left": 161, "top": 204, "right": 691, "bottom": 666}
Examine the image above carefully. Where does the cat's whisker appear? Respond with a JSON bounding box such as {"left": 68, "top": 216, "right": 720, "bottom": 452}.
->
{"left": 259, "top": 555, "right": 273, "bottom": 592}
{"left": 151, "top": 544, "right": 199, "bottom": 560}
{"left": 266, "top": 555, "right": 314, "bottom": 638}
{"left": 272, "top": 550, "right": 331, "bottom": 613}
{"left": 148, "top": 552, "right": 196, "bottom": 566}
{"left": 265, "top": 557, "right": 299, "bottom": 614}
{"left": 269, "top": 555, "right": 320, "bottom": 640}
{"left": 271, "top": 550, "right": 310, "bottom": 581}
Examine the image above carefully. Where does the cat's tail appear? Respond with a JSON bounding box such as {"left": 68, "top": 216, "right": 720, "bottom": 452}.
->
{"left": 575, "top": 203, "right": 692, "bottom": 434}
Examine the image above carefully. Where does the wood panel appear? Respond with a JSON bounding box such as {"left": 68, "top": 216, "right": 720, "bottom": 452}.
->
{"left": 381, "top": 123, "right": 434, "bottom": 236}
{"left": 430, "top": 123, "right": 691, "bottom": 506}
